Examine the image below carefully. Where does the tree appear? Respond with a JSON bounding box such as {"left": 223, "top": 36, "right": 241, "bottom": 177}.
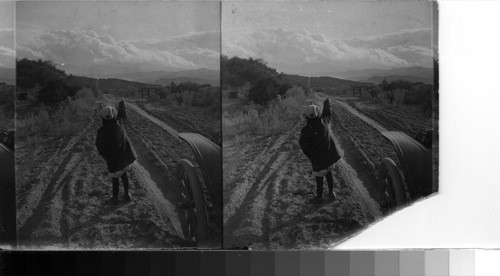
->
{"left": 37, "top": 79, "right": 79, "bottom": 105}
{"left": 248, "top": 76, "right": 290, "bottom": 105}
{"left": 381, "top": 78, "right": 389, "bottom": 91}
{"left": 221, "top": 55, "right": 279, "bottom": 89}
{"left": 16, "top": 59, "right": 66, "bottom": 90}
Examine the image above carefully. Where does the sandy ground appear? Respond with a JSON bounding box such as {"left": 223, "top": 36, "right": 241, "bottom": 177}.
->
{"left": 15, "top": 96, "right": 203, "bottom": 249}
{"left": 223, "top": 94, "right": 409, "bottom": 249}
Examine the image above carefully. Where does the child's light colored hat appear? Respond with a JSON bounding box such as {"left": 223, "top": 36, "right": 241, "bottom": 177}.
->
{"left": 304, "top": 104, "right": 320, "bottom": 118}
{"left": 100, "top": 106, "right": 117, "bottom": 120}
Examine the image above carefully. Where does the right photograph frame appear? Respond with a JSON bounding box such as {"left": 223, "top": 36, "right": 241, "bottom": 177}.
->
{"left": 222, "top": 1, "right": 438, "bottom": 249}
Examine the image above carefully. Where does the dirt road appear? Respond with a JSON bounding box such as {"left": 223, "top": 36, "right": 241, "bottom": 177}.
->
{"left": 16, "top": 96, "right": 192, "bottom": 249}
{"left": 223, "top": 96, "right": 396, "bottom": 249}
{"left": 126, "top": 100, "right": 179, "bottom": 138}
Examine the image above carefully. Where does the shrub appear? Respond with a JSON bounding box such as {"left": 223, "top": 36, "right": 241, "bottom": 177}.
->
{"left": 405, "top": 84, "right": 432, "bottom": 106}
{"left": 373, "top": 90, "right": 386, "bottom": 104}
{"left": 221, "top": 56, "right": 278, "bottom": 89}
{"left": 17, "top": 91, "right": 96, "bottom": 142}
{"left": 149, "top": 91, "right": 160, "bottom": 101}
{"left": 393, "top": 89, "right": 407, "bottom": 106}
{"left": 285, "top": 86, "right": 306, "bottom": 101}
{"left": 17, "top": 92, "right": 28, "bottom": 101}
{"left": 16, "top": 59, "right": 66, "bottom": 91}
{"left": 421, "top": 100, "right": 432, "bottom": 118}
{"left": 75, "top": 89, "right": 95, "bottom": 102}
{"left": 16, "top": 109, "right": 53, "bottom": 139}
{"left": 181, "top": 90, "right": 194, "bottom": 107}
{"left": 248, "top": 77, "right": 278, "bottom": 105}
{"left": 0, "top": 85, "right": 15, "bottom": 118}
{"left": 228, "top": 90, "right": 239, "bottom": 99}
{"left": 167, "top": 93, "right": 183, "bottom": 106}
{"left": 38, "top": 79, "right": 80, "bottom": 105}
{"left": 248, "top": 77, "right": 291, "bottom": 105}
{"left": 379, "top": 79, "right": 413, "bottom": 92}
{"left": 192, "top": 87, "right": 219, "bottom": 107}
{"left": 224, "top": 86, "right": 306, "bottom": 144}
{"left": 359, "top": 90, "right": 371, "bottom": 100}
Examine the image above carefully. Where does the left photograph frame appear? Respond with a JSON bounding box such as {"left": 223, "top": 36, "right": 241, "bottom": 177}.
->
{"left": 12, "top": 1, "right": 222, "bottom": 249}
{"left": 0, "top": 1, "right": 16, "bottom": 249}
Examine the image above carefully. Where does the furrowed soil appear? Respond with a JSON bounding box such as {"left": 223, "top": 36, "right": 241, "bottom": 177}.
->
{"left": 223, "top": 94, "right": 400, "bottom": 249}
{"left": 135, "top": 101, "right": 221, "bottom": 145}
{"left": 15, "top": 95, "right": 200, "bottom": 249}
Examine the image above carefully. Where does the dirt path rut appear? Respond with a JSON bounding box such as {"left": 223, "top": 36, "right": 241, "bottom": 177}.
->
{"left": 126, "top": 101, "right": 179, "bottom": 138}
{"left": 334, "top": 99, "right": 388, "bottom": 133}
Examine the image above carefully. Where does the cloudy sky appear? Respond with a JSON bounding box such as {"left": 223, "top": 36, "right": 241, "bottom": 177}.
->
{"left": 222, "top": 2, "right": 436, "bottom": 76}
{"left": 0, "top": 2, "right": 15, "bottom": 68}
{"left": 17, "top": 2, "right": 220, "bottom": 77}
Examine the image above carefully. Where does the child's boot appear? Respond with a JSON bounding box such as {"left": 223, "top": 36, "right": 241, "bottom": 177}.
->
{"left": 312, "top": 176, "right": 324, "bottom": 204}
{"left": 122, "top": 172, "right": 132, "bottom": 202}
{"left": 326, "top": 171, "right": 337, "bottom": 201}
{"left": 110, "top": 178, "right": 119, "bottom": 204}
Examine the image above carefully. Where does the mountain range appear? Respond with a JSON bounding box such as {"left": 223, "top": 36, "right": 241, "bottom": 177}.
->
{"left": 104, "top": 68, "right": 220, "bottom": 86}
{"left": 322, "top": 66, "right": 434, "bottom": 84}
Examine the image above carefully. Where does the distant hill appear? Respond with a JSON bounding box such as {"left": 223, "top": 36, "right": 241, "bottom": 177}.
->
{"left": 16, "top": 58, "right": 163, "bottom": 103}
{"left": 107, "top": 68, "right": 220, "bottom": 86}
{"left": 325, "top": 66, "right": 434, "bottom": 85}
{"left": 67, "top": 76, "right": 159, "bottom": 92}
{"left": 362, "top": 75, "right": 432, "bottom": 84}
{"left": 154, "top": 68, "right": 219, "bottom": 86}
{"left": 222, "top": 55, "right": 367, "bottom": 90}
{"left": 283, "top": 74, "right": 368, "bottom": 90}
{"left": 104, "top": 70, "right": 174, "bottom": 84}
{"left": 155, "top": 77, "right": 218, "bottom": 86}
{"left": 0, "top": 67, "right": 15, "bottom": 85}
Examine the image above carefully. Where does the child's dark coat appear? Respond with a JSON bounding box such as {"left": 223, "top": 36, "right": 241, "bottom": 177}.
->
{"left": 299, "top": 98, "right": 341, "bottom": 172}
{"left": 96, "top": 118, "right": 137, "bottom": 173}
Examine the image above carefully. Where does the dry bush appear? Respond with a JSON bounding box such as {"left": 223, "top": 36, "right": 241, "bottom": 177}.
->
{"left": 359, "top": 90, "right": 371, "bottom": 100}
{"left": 16, "top": 109, "right": 53, "bottom": 139}
{"left": 228, "top": 90, "right": 239, "bottom": 100}
{"left": 149, "top": 91, "right": 160, "bottom": 102}
{"left": 26, "top": 84, "right": 41, "bottom": 103}
{"left": 233, "top": 133, "right": 251, "bottom": 145}
{"left": 166, "top": 93, "right": 182, "bottom": 106}
{"left": 224, "top": 86, "right": 306, "bottom": 144}
{"left": 393, "top": 89, "right": 406, "bottom": 106}
{"left": 285, "top": 86, "right": 307, "bottom": 101}
{"left": 374, "top": 90, "right": 390, "bottom": 105}
{"left": 239, "top": 82, "right": 251, "bottom": 103}
{"left": 181, "top": 90, "right": 194, "bottom": 107}
{"left": 17, "top": 89, "right": 96, "bottom": 142}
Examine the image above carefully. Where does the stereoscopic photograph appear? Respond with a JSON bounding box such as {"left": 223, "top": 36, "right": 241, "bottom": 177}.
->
{"left": 0, "top": 1, "right": 15, "bottom": 249}
{"left": 222, "top": 1, "right": 438, "bottom": 249}
{"left": 15, "top": 1, "right": 221, "bottom": 249}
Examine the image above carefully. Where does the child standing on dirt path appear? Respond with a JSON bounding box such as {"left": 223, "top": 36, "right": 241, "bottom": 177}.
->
{"left": 299, "top": 97, "right": 342, "bottom": 204}
{"left": 96, "top": 106, "right": 137, "bottom": 204}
